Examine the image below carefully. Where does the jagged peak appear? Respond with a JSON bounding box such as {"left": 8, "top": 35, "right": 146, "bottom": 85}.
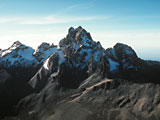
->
{"left": 96, "top": 41, "right": 103, "bottom": 50}
{"left": 68, "top": 27, "right": 75, "bottom": 34}
{"left": 34, "top": 42, "right": 58, "bottom": 63}
{"left": 11, "top": 40, "right": 23, "bottom": 48}
{"left": 113, "top": 42, "right": 137, "bottom": 57}
{"left": 105, "top": 42, "right": 139, "bottom": 71}
{"left": 36, "top": 42, "right": 56, "bottom": 51}
{"left": 13, "top": 40, "right": 22, "bottom": 45}
{"left": 0, "top": 41, "right": 32, "bottom": 58}
{"left": 60, "top": 26, "right": 93, "bottom": 48}
{"left": 74, "top": 26, "right": 92, "bottom": 41}
{"left": 67, "top": 26, "right": 87, "bottom": 38}
{"left": 68, "top": 26, "right": 83, "bottom": 33}
{"left": 114, "top": 43, "right": 132, "bottom": 49}
{"left": 75, "top": 26, "right": 85, "bottom": 33}
{"left": 77, "top": 26, "right": 83, "bottom": 30}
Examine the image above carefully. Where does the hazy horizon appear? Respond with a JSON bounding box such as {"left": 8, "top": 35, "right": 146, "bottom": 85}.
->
{"left": 0, "top": 0, "right": 160, "bottom": 61}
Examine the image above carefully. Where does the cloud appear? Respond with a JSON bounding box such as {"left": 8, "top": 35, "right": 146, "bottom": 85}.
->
{"left": 91, "top": 31, "right": 160, "bottom": 49}
{"left": 92, "top": 31, "right": 160, "bottom": 39}
{"left": 0, "top": 27, "right": 67, "bottom": 49}
{"left": 0, "top": 15, "right": 109, "bottom": 25}
{"left": 64, "top": 3, "right": 92, "bottom": 11}
{"left": 56, "top": 2, "right": 95, "bottom": 14}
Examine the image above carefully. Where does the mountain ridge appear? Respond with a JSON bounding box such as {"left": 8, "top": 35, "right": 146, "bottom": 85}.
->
{"left": 0, "top": 26, "right": 160, "bottom": 120}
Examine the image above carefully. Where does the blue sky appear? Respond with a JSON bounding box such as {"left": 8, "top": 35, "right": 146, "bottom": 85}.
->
{"left": 0, "top": 0, "right": 160, "bottom": 60}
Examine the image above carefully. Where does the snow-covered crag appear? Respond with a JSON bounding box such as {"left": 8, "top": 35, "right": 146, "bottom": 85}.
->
{"left": 0, "top": 41, "right": 59, "bottom": 115}
{"left": 0, "top": 41, "right": 38, "bottom": 67}
{"left": 33, "top": 42, "right": 58, "bottom": 63}
{"left": 59, "top": 26, "right": 106, "bottom": 69}
{"left": 0, "top": 41, "right": 59, "bottom": 68}
{"left": 29, "top": 26, "right": 109, "bottom": 90}
{"left": 105, "top": 43, "right": 141, "bottom": 74}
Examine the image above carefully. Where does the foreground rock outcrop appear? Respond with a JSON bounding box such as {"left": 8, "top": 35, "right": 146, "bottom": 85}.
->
{"left": 0, "top": 26, "right": 160, "bottom": 120}
{"left": 12, "top": 78, "right": 160, "bottom": 120}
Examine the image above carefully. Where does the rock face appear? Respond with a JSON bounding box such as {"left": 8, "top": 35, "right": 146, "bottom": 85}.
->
{"left": 105, "top": 43, "right": 141, "bottom": 79}
{"left": 106, "top": 43, "right": 139, "bottom": 72}
{"left": 1, "top": 26, "right": 160, "bottom": 120}
{"left": 58, "top": 27, "right": 107, "bottom": 88}
{"left": 29, "top": 26, "right": 108, "bottom": 91}
{"left": 105, "top": 43, "right": 160, "bottom": 84}
{"left": 33, "top": 42, "right": 58, "bottom": 63}
{"left": 59, "top": 26, "right": 105, "bottom": 70}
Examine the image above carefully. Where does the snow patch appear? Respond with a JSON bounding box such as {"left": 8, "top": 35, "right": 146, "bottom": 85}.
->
{"left": 43, "top": 50, "right": 65, "bottom": 70}
{"left": 43, "top": 57, "right": 50, "bottom": 70}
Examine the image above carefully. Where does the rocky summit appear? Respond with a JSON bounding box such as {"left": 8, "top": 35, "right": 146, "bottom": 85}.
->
{"left": 0, "top": 26, "right": 160, "bottom": 120}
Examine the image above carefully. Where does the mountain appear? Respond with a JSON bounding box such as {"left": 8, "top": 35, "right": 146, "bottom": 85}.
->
{"left": 1, "top": 26, "right": 160, "bottom": 120}
{"left": 28, "top": 26, "right": 160, "bottom": 93}
{"left": 0, "top": 41, "right": 38, "bottom": 67}
{"left": 0, "top": 41, "right": 58, "bottom": 67}
{"left": 0, "top": 41, "right": 58, "bottom": 116}
{"left": 33, "top": 42, "right": 58, "bottom": 63}
{"left": 29, "top": 26, "right": 107, "bottom": 92}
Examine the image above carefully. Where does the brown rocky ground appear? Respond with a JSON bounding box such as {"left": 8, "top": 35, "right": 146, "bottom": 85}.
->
{"left": 2, "top": 77, "right": 160, "bottom": 120}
